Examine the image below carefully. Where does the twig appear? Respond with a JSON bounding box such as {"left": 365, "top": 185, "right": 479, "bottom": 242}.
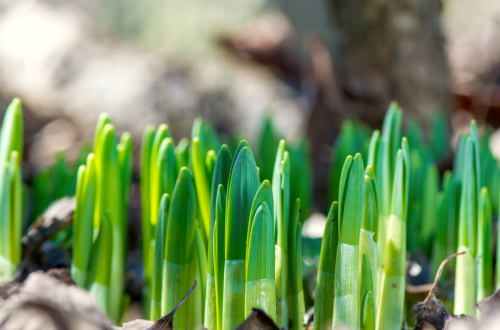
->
{"left": 424, "top": 252, "right": 465, "bottom": 303}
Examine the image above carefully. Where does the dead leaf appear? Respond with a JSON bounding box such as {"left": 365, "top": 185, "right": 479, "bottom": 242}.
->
{"left": 475, "top": 289, "right": 500, "bottom": 317}
{"left": 0, "top": 272, "right": 112, "bottom": 330}
{"left": 147, "top": 281, "right": 197, "bottom": 330}
{"left": 117, "top": 320, "right": 154, "bottom": 330}
{"left": 23, "top": 197, "right": 76, "bottom": 253}
{"left": 0, "top": 268, "right": 73, "bottom": 301}
{"left": 15, "top": 197, "right": 75, "bottom": 281}
{"left": 0, "top": 281, "right": 22, "bottom": 300}
{"left": 235, "top": 308, "right": 282, "bottom": 330}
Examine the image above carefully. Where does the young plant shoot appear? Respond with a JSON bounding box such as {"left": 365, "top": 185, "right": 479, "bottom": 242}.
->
{"left": 223, "top": 142, "right": 260, "bottom": 330}
{"left": 73, "top": 113, "right": 132, "bottom": 324}
{"left": 333, "top": 153, "right": 365, "bottom": 329}
{"left": 0, "top": 98, "right": 23, "bottom": 282}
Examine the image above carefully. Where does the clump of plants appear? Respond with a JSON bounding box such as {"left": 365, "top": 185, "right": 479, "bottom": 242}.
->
{"left": 139, "top": 116, "right": 311, "bottom": 330}
{"left": 4, "top": 96, "right": 500, "bottom": 330}
{"left": 72, "top": 113, "right": 132, "bottom": 323}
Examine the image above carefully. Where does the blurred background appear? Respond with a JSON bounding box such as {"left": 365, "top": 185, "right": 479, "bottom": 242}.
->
{"left": 1, "top": 0, "right": 500, "bottom": 192}
{"left": 1, "top": 0, "right": 500, "bottom": 317}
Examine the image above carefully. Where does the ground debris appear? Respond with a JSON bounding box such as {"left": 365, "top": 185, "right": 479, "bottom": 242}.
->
{"left": 411, "top": 252, "right": 463, "bottom": 330}
{"left": 411, "top": 252, "right": 500, "bottom": 330}
{"left": 236, "top": 308, "right": 283, "bottom": 330}
{"left": 443, "top": 314, "right": 476, "bottom": 330}
{"left": 475, "top": 289, "right": 500, "bottom": 317}
{"left": 0, "top": 268, "right": 73, "bottom": 301}
{"left": 115, "top": 281, "right": 198, "bottom": 330}
{"left": 15, "top": 197, "right": 75, "bottom": 281}
{"left": 412, "top": 295, "right": 451, "bottom": 330}
{"left": 23, "top": 197, "right": 76, "bottom": 253}
{"left": 146, "top": 281, "right": 197, "bottom": 330}
{"left": 117, "top": 320, "right": 154, "bottom": 330}
{"left": 0, "top": 281, "right": 22, "bottom": 301}
{"left": 0, "top": 271, "right": 111, "bottom": 330}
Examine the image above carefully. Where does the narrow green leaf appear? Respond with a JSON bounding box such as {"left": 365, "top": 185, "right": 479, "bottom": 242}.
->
{"left": 225, "top": 147, "right": 260, "bottom": 260}
{"left": 289, "top": 137, "right": 313, "bottom": 224}
{"left": 477, "top": 187, "right": 493, "bottom": 301}
{"left": 430, "top": 192, "right": 447, "bottom": 281}
{"left": 338, "top": 154, "right": 365, "bottom": 245}
{"left": 165, "top": 168, "right": 196, "bottom": 265}
{"left": 246, "top": 202, "right": 275, "bottom": 282}
{"left": 289, "top": 199, "right": 304, "bottom": 330}
{"left": 118, "top": 132, "right": 133, "bottom": 257}
{"left": 152, "top": 138, "right": 177, "bottom": 226}
{"left": 95, "top": 123, "right": 125, "bottom": 323}
{"left": 381, "top": 102, "right": 402, "bottom": 217}
{"left": 175, "top": 138, "right": 190, "bottom": 171}
{"left": 457, "top": 137, "right": 477, "bottom": 256}
{"left": 213, "top": 185, "right": 226, "bottom": 330}
{"left": 275, "top": 151, "right": 291, "bottom": 328}
{"left": 0, "top": 98, "right": 23, "bottom": 282}
{"left": 195, "top": 220, "right": 208, "bottom": 323}
{"left": 206, "top": 150, "right": 217, "bottom": 188}
{"left": 289, "top": 198, "right": 302, "bottom": 295}
{"left": 363, "top": 167, "right": 379, "bottom": 241}
{"left": 93, "top": 113, "right": 111, "bottom": 152}
{"left": 162, "top": 167, "right": 201, "bottom": 329}
{"left": 272, "top": 139, "right": 286, "bottom": 228}
{"left": 313, "top": 201, "right": 338, "bottom": 330}
{"left": 191, "top": 118, "right": 209, "bottom": 162}
{"left": 360, "top": 252, "right": 374, "bottom": 323}
{"left": 72, "top": 154, "right": 97, "bottom": 287}
{"left": 149, "top": 125, "right": 172, "bottom": 227}
{"left": 367, "top": 130, "right": 381, "bottom": 176}
{"left": 420, "top": 163, "right": 438, "bottom": 256}
{"left": 140, "top": 125, "right": 156, "bottom": 308}
{"left": 246, "top": 180, "right": 274, "bottom": 261}
{"left": 151, "top": 194, "right": 170, "bottom": 320}
{"left": 470, "top": 120, "right": 481, "bottom": 201}
{"left": 338, "top": 155, "right": 353, "bottom": 237}
{"left": 224, "top": 146, "right": 259, "bottom": 329}
{"left": 8, "top": 151, "right": 22, "bottom": 274}
{"left": 89, "top": 213, "right": 113, "bottom": 316}
{"left": 359, "top": 170, "right": 378, "bottom": 301}
{"left": 192, "top": 137, "right": 212, "bottom": 239}
{"left": 361, "top": 291, "right": 375, "bottom": 330}
{"left": 245, "top": 201, "right": 276, "bottom": 319}
{"left": 454, "top": 246, "right": 475, "bottom": 315}
{"left": 0, "top": 165, "right": 11, "bottom": 275}
{"left": 333, "top": 153, "right": 365, "bottom": 329}
{"left": 258, "top": 116, "right": 279, "bottom": 182}
{"left": 209, "top": 146, "right": 232, "bottom": 276}
{"left": 376, "top": 146, "right": 408, "bottom": 330}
